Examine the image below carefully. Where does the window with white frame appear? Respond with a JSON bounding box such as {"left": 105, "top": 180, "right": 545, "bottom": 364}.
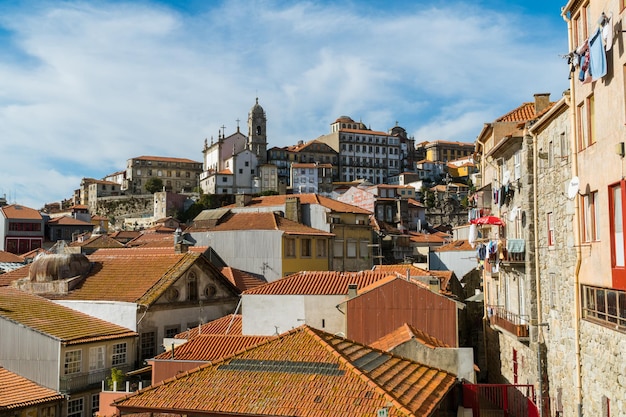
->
{"left": 301, "top": 238, "right": 312, "bottom": 257}
{"left": 89, "top": 346, "right": 105, "bottom": 371}
{"left": 67, "top": 398, "right": 83, "bottom": 417}
{"left": 610, "top": 181, "right": 626, "bottom": 286}
{"left": 112, "top": 343, "right": 127, "bottom": 366}
{"left": 514, "top": 151, "right": 521, "bottom": 180}
{"left": 284, "top": 238, "right": 296, "bottom": 257}
{"left": 91, "top": 393, "right": 100, "bottom": 413}
{"left": 581, "top": 191, "right": 599, "bottom": 242}
{"left": 64, "top": 350, "right": 82, "bottom": 375}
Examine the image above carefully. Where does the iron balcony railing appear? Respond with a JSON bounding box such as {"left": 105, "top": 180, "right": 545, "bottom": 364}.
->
{"left": 463, "top": 383, "right": 539, "bottom": 417}
{"left": 60, "top": 364, "right": 134, "bottom": 394}
{"left": 487, "top": 305, "right": 530, "bottom": 338}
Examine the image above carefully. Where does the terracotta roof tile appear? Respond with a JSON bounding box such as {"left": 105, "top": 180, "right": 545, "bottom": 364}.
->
{"left": 372, "top": 264, "right": 433, "bottom": 277}
{"left": 370, "top": 323, "right": 451, "bottom": 351}
{"left": 243, "top": 270, "right": 398, "bottom": 295}
{"left": 175, "top": 314, "right": 243, "bottom": 339}
{"left": 224, "top": 193, "right": 372, "bottom": 214}
{"left": 154, "top": 334, "right": 270, "bottom": 361}
{"left": 0, "top": 264, "right": 30, "bottom": 287}
{"left": 133, "top": 155, "right": 201, "bottom": 164}
{"left": 220, "top": 267, "right": 266, "bottom": 291}
{"left": 408, "top": 232, "right": 448, "bottom": 244}
{"left": 0, "top": 367, "right": 65, "bottom": 410}
{"left": 0, "top": 251, "right": 23, "bottom": 263}
{"left": 203, "top": 212, "right": 334, "bottom": 236}
{"left": 0, "top": 205, "right": 42, "bottom": 220}
{"left": 114, "top": 326, "right": 457, "bottom": 417}
{"left": 434, "top": 239, "right": 475, "bottom": 252}
{"left": 53, "top": 250, "right": 203, "bottom": 304}
{"left": 69, "top": 234, "right": 125, "bottom": 249}
{"left": 47, "top": 216, "right": 93, "bottom": 226}
{"left": 0, "top": 287, "right": 137, "bottom": 344}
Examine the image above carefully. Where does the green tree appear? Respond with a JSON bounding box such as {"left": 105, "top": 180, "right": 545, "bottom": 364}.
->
{"left": 145, "top": 177, "right": 164, "bottom": 194}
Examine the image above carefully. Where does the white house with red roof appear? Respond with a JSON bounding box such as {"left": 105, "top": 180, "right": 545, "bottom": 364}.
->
{"left": 0, "top": 204, "right": 44, "bottom": 255}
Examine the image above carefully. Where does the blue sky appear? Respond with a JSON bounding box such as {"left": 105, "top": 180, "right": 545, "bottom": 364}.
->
{"left": 0, "top": 0, "right": 570, "bottom": 209}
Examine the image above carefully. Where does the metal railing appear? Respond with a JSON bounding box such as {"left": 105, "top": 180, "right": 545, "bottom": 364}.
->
{"left": 463, "top": 383, "right": 539, "bottom": 417}
{"left": 487, "top": 305, "right": 529, "bottom": 338}
{"left": 60, "top": 364, "right": 134, "bottom": 394}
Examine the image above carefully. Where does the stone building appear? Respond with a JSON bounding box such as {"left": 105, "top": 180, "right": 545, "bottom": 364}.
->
{"left": 417, "top": 140, "right": 475, "bottom": 163}
{"left": 124, "top": 156, "right": 203, "bottom": 195}
{"left": 558, "top": 0, "right": 626, "bottom": 415}
{"left": 474, "top": 93, "right": 554, "bottom": 410}
{"left": 315, "top": 116, "right": 402, "bottom": 183}
{"left": 199, "top": 99, "right": 275, "bottom": 195}
{"left": 530, "top": 93, "right": 576, "bottom": 416}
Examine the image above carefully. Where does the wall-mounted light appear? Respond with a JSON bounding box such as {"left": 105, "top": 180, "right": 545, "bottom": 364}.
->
{"left": 616, "top": 142, "right": 625, "bottom": 158}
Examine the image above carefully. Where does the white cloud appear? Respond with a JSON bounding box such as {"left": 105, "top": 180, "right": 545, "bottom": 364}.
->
{"left": 0, "top": 0, "right": 568, "bottom": 209}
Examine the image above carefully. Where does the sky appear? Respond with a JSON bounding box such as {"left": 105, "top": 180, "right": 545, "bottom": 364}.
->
{"left": 0, "top": 0, "right": 571, "bottom": 210}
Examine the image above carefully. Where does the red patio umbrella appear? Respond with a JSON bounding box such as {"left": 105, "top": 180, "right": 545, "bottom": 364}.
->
{"left": 470, "top": 215, "right": 505, "bottom": 226}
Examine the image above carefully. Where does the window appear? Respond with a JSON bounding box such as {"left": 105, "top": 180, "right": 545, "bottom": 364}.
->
{"left": 165, "top": 326, "right": 180, "bottom": 338}
{"left": 64, "top": 350, "right": 82, "bottom": 375}
{"left": 610, "top": 181, "right": 626, "bottom": 287}
{"left": 582, "top": 285, "right": 626, "bottom": 329}
{"left": 239, "top": 169, "right": 243, "bottom": 174}
{"left": 112, "top": 343, "right": 127, "bottom": 366}
{"left": 67, "top": 398, "right": 83, "bottom": 417}
{"left": 316, "top": 239, "right": 327, "bottom": 258}
{"left": 347, "top": 240, "right": 357, "bottom": 258}
{"left": 577, "top": 95, "right": 595, "bottom": 150}
{"left": 560, "top": 132, "right": 569, "bottom": 158}
{"left": 140, "top": 332, "right": 156, "bottom": 360}
{"left": 91, "top": 394, "right": 100, "bottom": 413}
{"left": 222, "top": 177, "right": 227, "bottom": 183}
{"left": 245, "top": 161, "right": 249, "bottom": 166}
{"left": 581, "top": 191, "right": 599, "bottom": 242}
{"left": 359, "top": 240, "right": 369, "bottom": 259}
{"left": 89, "top": 346, "right": 105, "bottom": 371}
{"left": 187, "top": 272, "right": 198, "bottom": 301}
{"left": 284, "top": 238, "right": 296, "bottom": 257}
{"left": 301, "top": 238, "right": 312, "bottom": 257}
{"left": 334, "top": 239, "right": 344, "bottom": 257}
{"left": 547, "top": 212, "right": 555, "bottom": 247}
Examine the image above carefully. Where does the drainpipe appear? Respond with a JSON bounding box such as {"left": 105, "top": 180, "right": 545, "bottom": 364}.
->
{"left": 530, "top": 124, "right": 545, "bottom": 417}
{"left": 561, "top": 8, "right": 583, "bottom": 416}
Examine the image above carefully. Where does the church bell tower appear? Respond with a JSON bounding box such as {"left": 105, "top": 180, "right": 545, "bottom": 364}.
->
{"left": 247, "top": 97, "right": 267, "bottom": 164}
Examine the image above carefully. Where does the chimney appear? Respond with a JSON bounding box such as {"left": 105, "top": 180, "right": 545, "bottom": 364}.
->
{"left": 428, "top": 277, "right": 440, "bottom": 293}
{"left": 236, "top": 194, "right": 252, "bottom": 207}
{"left": 285, "top": 197, "right": 302, "bottom": 223}
{"left": 347, "top": 283, "right": 358, "bottom": 299}
{"left": 533, "top": 93, "right": 551, "bottom": 114}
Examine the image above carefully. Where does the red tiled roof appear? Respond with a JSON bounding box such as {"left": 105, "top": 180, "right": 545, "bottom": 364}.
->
{"left": 408, "top": 232, "right": 448, "bottom": 244}
{"left": 434, "top": 239, "right": 475, "bottom": 252}
{"left": 372, "top": 264, "right": 432, "bottom": 277}
{"left": 69, "top": 234, "right": 125, "bottom": 249}
{"left": 133, "top": 155, "right": 202, "bottom": 164}
{"left": 370, "top": 323, "right": 451, "bottom": 351}
{"left": 216, "top": 169, "right": 232, "bottom": 175}
{"left": 0, "top": 367, "right": 65, "bottom": 410}
{"left": 55, "top": 250, "right": 204, "bottom": 304}
{"left": 114, "top": 326, "right": 457, "bottom": 417}
{"left": 495, "top": 101, "right": 555, "bottom": 123}
{"left": 175, "top": 314, "right": 243, "bottom": 339}
{"left": 153, "top": 334, "right": 270, "bottom": 361}
{"left": 206, "top": 212, "right": 334, "bottom": 236}
{"left": 243, "top": 270, "right": 398, "bottom": 295}
{"left": 0, "top": 287, "right": 137, "bottom": 344}
{"left": 47, "top": 216, "right": 93, "bottom": 226}
{"left": 225, "top": 193, "right": 371, "bottom": 215}
{"left": 220, "top": 267, "right": 266, "bottom": 291}
{"left": 0, "top": 264, "right": 30, "bottom": 287}
{"left": 0, "top": 251, "right": 23, "bottom": 263}
{"left": 407, "top": 198, "right": 424, "bottom": 207}
{"left": 0, "top": 205, "right": 42, "bottom": 220}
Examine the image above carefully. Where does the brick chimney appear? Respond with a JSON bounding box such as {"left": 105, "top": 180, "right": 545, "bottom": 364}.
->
{"left": 285, "top": 197, "right": 302, "bottom": 223}
{"left": 534, "top": 93, "right": 551, "bottom": 114}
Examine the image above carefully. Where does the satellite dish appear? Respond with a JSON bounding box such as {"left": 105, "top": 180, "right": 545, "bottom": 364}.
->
{"left": 502, "top": 170, "right": 511, "bottom": 186}
{"left": 567, "top": 176, "right": 580, "bottom": 200}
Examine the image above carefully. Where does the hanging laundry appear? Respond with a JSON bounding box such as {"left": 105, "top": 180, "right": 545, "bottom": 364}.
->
{"left": 589, "top": 28, "right": 607, "bottom": 80}
{"left": 602, "top": 13, "right": 614, "bottom": 51}
{"left": 469, "top": 223, "right": 477, "bottom": 248}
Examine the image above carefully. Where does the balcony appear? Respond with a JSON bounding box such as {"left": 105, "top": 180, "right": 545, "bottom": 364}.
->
{"left": 487, "top": 305, "right": 529, "bottom": 338}
{"left": 463, "top": 383, "right": 539, "bottom": 417}
{"left": 60, "top": 364, "right": 135, "bottom": 394}
{"left": 502, "top": 239, "right": 525, "bottom": 263}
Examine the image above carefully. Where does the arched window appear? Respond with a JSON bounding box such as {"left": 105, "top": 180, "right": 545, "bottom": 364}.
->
{"left": 187, "top": 272, "right": 198, "bottom": 301}
{"left": 256, "top": 125, "right": 262, "bottom": 135}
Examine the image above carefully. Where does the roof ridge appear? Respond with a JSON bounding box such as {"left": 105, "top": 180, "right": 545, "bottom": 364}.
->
{"left": 306, "top": 326, "right": 417, "bottom": 416}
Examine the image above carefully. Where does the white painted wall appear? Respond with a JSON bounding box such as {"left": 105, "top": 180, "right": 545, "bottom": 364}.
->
{"left": 54, "top": 300, "right": 138, "bottom": 331}
{"left": 242, "top": 293, "right": 347, "bottom": 336}
{"left": 190, "top": 230, "right": 283, "bottom": 281}
{"left": 429, "top": 250, "right": 477, "bottom": 281}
